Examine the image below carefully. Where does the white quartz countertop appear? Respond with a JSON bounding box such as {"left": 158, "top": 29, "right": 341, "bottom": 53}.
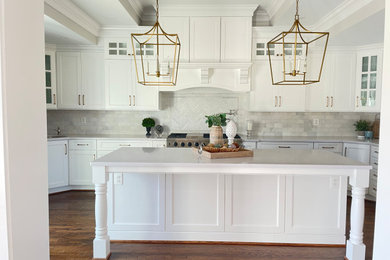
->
{"left": 47, "top": 134, "right": 167, "bottom": 141}
{"left": 91, "top": 147, "right": 371, "bottom": 170}
{"left": 241, "top": 135, "right": 379, "bottom": 145}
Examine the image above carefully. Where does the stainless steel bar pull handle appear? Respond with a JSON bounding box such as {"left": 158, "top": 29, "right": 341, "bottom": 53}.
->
{"left": 322, "top": 146, "right": 335, "bottom": 149}
{"left": 278, "top": 146, "right": 291, "bottom": 149}
{"left": 77, "top": 143, "right": 88, "bottom": 146}
{"left": 133, "top": 95, "right": 135, "bottom": 106}
{"left": 83, "top": 95, "right": 85, "bottom": 105}
{"left": 65, "top": 144, "right": 67, "bottom": 155}
{"left": 78, "top": 95, "right": 81, "bottom": 106}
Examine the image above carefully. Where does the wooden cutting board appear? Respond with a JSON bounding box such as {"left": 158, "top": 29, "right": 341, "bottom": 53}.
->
{"left": 192, "top": 147, "right": 254, "bottom": 159}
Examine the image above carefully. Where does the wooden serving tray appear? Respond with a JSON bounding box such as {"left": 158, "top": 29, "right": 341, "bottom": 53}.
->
{"left": 193, "top": 147, "right": 254, "bottom": 159}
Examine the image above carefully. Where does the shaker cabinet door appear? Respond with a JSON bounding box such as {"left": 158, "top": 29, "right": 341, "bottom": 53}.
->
{"left": 190, "top": 17, "right": 221, "bottom": 62}
{"left": 69, "top": 150, "right": 95, "bottom": 186}
{"left": 81, "top": 52, "right": 105, "bottom": 110}
{"left": 105, "top": 59, "right": 133, "bottom": 109}
{"left": 48, "top": 141, "right": 69, "bottom": 189}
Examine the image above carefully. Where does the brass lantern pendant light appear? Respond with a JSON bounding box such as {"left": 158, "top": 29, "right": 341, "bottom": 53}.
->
{"left": 267, "top": 0, "right": 329, "bottom": 85}
{"left": 131, "top": 0, "right": 181, "bottom": 86}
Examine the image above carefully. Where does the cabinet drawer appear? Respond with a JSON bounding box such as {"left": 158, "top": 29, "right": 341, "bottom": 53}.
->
{"left": 97, "top": 140, "right": 153, "bottom": 150}
{"left": 371, "top": 145, "right": 379, "bottom": 159}
{"left": 69, "top": 139, "right": 97, "bottom": 150}
{"left": 258, "top": 142, "right": 313, "bottom": 150}
{"left": 314, "top": 142, "right": 342, "bottom": 153}
{"left": 242, "top": 141, "right": 257, "bottom": 149}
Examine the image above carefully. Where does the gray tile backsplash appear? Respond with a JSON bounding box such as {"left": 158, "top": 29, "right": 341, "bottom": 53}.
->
{"left": 47, "top": 91, "right": 378, "bottom": 137}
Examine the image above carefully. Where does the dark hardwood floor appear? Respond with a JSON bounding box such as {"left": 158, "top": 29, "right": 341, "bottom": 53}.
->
{"left": 49, "top": 191, "right": 376, "bottom": 260}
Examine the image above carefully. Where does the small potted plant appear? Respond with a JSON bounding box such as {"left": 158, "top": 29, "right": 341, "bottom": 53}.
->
{"left": 142, "top": 118, "right": 155, "bottom": 137}
{"left": 354, "top": 120, "right": 371, "bottom": 140}
{"left": 205, "top": 113, "right": 227, "bottom": 145}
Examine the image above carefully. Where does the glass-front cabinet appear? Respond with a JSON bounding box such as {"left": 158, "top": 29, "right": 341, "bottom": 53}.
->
{"left": 356, "top": 51, "right": 382, "bottom": 112}
{"left": 45, "top": 51, "right": 57, "bottom": 109}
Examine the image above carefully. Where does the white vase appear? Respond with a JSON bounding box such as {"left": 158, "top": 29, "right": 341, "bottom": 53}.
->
{"left": 226, "top": 120, "right": 237, "bottom": 146}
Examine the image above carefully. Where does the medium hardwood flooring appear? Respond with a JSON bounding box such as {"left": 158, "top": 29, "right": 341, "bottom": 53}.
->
{"left": 49, "top": 191, "right": 376, "bottom": 260}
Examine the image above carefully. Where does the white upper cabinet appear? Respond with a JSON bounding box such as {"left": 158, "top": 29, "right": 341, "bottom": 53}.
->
{"left": 307, "top": 51, "right": 355, "bottom": 112}
{"left": 159, "top": 17, "right": 190, "bottom": 62}
{"left": 57, "top": 52, "right": 81, "bottom": 109}
{"left": 45, "top": 51, "right": 57, "bottom": 109}
{"left": 190, "top": 17, "right": 221, "bottom": 62}
{"left": 105, "top": 59, "right": 159, "bottom": 111}
{"left": 81, "top": 52, "right": 105, "bottom": 109}
{"left": 355, "top": 49, "right": 383, "bottom": 112}
{"left": 250, "top": 61, "right": 305, "bottom": 112}
{"left": 221, "top": 17, "right": 252, "bottom": 62}
{"left": 57, "top": 51, "right": 105, "bottom": 110}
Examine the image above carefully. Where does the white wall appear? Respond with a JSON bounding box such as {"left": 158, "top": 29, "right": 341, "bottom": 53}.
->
{"left": 0, "top": 0, "right": 49, "bottom": 259}
{"left": 373, "top": 1, "right": 390, "bottom": 259}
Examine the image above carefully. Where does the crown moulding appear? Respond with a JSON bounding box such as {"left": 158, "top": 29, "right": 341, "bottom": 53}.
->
{"left": 158, "top": 4, "right": 259, "bottom": 17}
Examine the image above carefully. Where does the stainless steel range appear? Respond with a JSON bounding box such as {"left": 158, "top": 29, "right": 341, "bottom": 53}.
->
{"left": 167, "top": 133, "right": 242, "bottom": 148}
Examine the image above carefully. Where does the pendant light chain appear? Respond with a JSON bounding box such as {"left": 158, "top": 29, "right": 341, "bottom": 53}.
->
{"left": 156, "top": 0, "right": 159, "bottom": 21}
{"left": 295, "top": 0, "right": 300, "bottom": 20}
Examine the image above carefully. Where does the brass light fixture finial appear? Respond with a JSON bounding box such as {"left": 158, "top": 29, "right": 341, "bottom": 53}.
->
{"left": 131, "top": 0, "right": 181, "bottom": 86}
{"left": 267, "top": 0, "right": 329, "bottom": 86}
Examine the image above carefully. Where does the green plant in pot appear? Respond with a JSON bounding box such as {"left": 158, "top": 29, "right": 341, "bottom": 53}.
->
{"left": 205, "top": 113, "right": 227, "bottom": 145}
{"left": 354, "top": 120, "right": 371, "bottom": 140}
{"left": 142, "top": 118, "right": 155, "bottom": 137}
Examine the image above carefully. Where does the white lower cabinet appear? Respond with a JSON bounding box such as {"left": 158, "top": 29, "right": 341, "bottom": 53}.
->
{"left": 343, "top": 143, "right": 370, "bottom": 164}
{"left": 314, "top": 142, "right": 343, "bottom": 154}
{"left": 258, "top": 142, "right": 313, "bottom": 150}
{"left": 166, "top": 174, "right": 225, "bottom": 232}
{"left": 48, "top": 140, "right": 69, "bottom": 189}
{"left": 108, "top": 173, "right": 165, "bottom": 232}
{"left": 69, "top": 139, "right": 97, "bottom": 186}
{"left": 225, "top": 175, "right": 285, "bottom": 233}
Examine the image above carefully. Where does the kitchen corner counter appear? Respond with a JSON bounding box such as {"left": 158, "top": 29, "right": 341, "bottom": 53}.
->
{"left": 241, "top": 135, "right": 379, "bottom": 145}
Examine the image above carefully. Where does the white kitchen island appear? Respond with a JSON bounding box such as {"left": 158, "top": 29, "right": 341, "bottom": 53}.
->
{"left": 91, "top": 148, "right": 370, "bottom": 260}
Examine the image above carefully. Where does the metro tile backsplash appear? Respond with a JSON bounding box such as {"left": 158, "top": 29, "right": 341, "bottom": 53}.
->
{"left": 47, "top": 90, "right": 377, "bottom": 137}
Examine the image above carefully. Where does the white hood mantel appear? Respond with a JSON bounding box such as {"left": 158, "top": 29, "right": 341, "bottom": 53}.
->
{"left": 158, "top": 63, "right": 252, "bottom": 93}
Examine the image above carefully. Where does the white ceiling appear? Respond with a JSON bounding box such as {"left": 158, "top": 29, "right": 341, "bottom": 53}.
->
{"left": 44, "top": 16, "right": 92, "bottom": 45}
{"left": 330, "top": 10, "right": 385, "bottom": 46}
{"left": 71, "top": 0, "right": 137, "bottom": 27}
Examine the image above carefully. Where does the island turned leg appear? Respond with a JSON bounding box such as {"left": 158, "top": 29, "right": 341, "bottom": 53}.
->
{"left": 346, "top": 185, "right": 366, "bottom": 260}
{"left": 92, "top": 166, "right": 110, "bottom": 259}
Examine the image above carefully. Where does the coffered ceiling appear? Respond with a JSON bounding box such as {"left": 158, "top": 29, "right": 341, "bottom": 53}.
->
{"left": 44, "top": 0, "right": 385, "bottom": 46}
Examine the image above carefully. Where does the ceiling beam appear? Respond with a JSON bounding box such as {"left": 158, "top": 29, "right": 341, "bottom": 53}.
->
{"left": 267, "top": 0, "right": 295, "bottom": 25}
{"left": 314, "top": 0, "right": 385, "bottom": 36}
{"left": 44, "top": 0, "right": 100, "bottom": 44}
{"left": 118, "top": 0, "right": 143, "bottom": 25}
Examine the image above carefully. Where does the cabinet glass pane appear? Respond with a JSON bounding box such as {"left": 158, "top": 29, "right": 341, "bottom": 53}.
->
{"left": 145, "top": 50, "right": 154, "bottom": 56}
{"left": 361, "top": 91, "right": 367, "bottom": 106}
{"left": 256, "top": 50, "right": 265, "bottom": 56}
{"left": 109, "top": 50, "right": 117, "bottom": 55}
{"left": 118, "top": 42, "right": 127, "bottom": 48}
{"left": 361, "top": 74, "right": 368, "bottom": 89}
{"left": 118, "top": 50, "right": 127, "bottom": 55}
{"left": 268, "top": 44, "right": 275, "bottom": 49}
{"left": 284, "top": 49, "right": 292, "bottom": 55}
{"left": 369, "top": 91, "right": 376, "bottom": 107}
{"left": 257, "top": 43, "right": 265, "bottom": 48}
{"left": 371, "top": 56, "right": 377, "bottom": 71}
{"left": 46, "top": 72, "right": 51, "bottom": 87}
{"left": 46, "top": 89, "right": 52, "bottom": 104}
{"left": 45, "top": 55, "right": 51, "bottom": 70}
{"left": 267, "top": 50, "right": 275, "bottom": 55}
{"left": 109, "top": 42, "right": 117, "bottom": 48}
{"left": 362, "top": 56, "right": 369, "bottom": 72}
{"left": 370, "top": 73, "right": 377, "bottom": 89}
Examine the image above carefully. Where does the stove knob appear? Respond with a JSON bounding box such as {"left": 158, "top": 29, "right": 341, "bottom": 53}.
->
{"left": 194, "top": 142, "right": 199, "bottom": 147}
{"left": 180, "top": 142, "right": 185, "bottom": 147}
{"left": 173, "top": 142, "right": 178, "bottom": 147}
{"left": 188, "top": 142, "right": 192, "bottom": 147}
